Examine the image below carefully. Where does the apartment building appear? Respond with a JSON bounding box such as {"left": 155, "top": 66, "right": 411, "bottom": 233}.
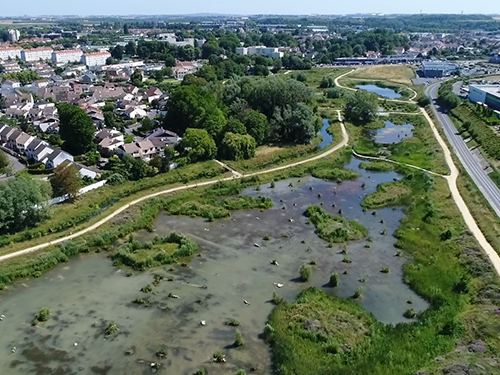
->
{"left": 0, "top": 47, "right": 22, "bottom": 60}
{"left": 51, "top": 49, "right": 83, "bottom": 64}
{"left": 236, "top": 46, "right": 284, "bottom": 59}
{"left": 81, "top": 52, "right": 111, "bottom": 67}
{"left": 21, "top": 47, "right": 54, "bottom": 62}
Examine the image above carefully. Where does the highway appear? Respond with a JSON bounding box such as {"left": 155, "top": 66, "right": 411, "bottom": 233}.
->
{"left": 426, "top": 83, "right": 500, "bottom": 218}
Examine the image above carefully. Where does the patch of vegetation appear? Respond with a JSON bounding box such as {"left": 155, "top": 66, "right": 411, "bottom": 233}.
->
{"left": 329, "top": 272, "right": 340, "bottom": 287}
{"left": 32, "top": 308, "right": 50, "bottom": 325}
{"left": 305, "top": 205, "right": 368, "bottom": 243}
{"left": 362, "top": 182, "right": 411, "bottom": 208}
{"left": 267, "top": 288, "right": 376, "bottom": 374}
{"left": 311, "top": 167, "right": 359, "bottom": 182}
{"left": 359, "top": 161, "right": 395, "bottom": 172}
{"left": 212, "top": 351, "right": 226, "bottom": 363}
{"left": 404, "top": 309, "right": 417, "bottom": 319}
{"left": 234, "top": 329, "right": 244, "bottom": 347}
{"left": 110, "top": 233, "right": 198, "bottom": 271}
{"left": 353, "top": 287, "right": 363, "bottom": 299}
{"left": 105, "top": 322, "right": 119, "bottom": 336}
{"left": 299, "top": 264, "right": 312, "bottom": 282}
{"left": 224, "top": 319, "right": 240, "bottom": 327}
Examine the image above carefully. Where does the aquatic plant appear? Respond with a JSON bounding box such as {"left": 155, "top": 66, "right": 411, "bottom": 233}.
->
{"left": 263, "top": 234, "right": 271, "bottom": 241}
{"left": 353, "top": 287, "right": 362, "bottom": 299}
{"left": 140, "top": 284, "right": 152, "bottom": 293}
{"left": 194, "top": 369, "right": 206, "bottom": 375}
{"left": 235, "top": 370, "right": 247, "bottom": 375}
{"left": 299, "top": 265, "right": 312, "bottom": 282}
{"left": 329, "top": 272, "right": 340, "bottom": 287}
{"left": 212, "top": 351, "right": 226, "bottom": 363}
{"left": 273, "top": 292, "right": 285, "bottom": 305}
{"left": 105, "top": 322, "right": 119, "bottom": 336}
{"left": 234, "top": 329, "right": 244, "bottom": 347}
{"left": 404, "top": 309, "right": 417, "bottom": 319}
{"left": 381, "top": 267, "right": 390, "bottom": 274}
{"left": 224, "top": 318, "right": 240, "bottom": 327}
{"left": 32, "top": 308, "right": 50, "bottom": 325}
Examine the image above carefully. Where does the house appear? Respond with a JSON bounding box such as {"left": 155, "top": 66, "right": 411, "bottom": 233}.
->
{"left": 144, "top": 87, "right": 163, "bottom": 103}
{"left": 0, "top": 125, "right": 16, "bottom": 144}
{"left": 59, "top": 160, "right": 99, "bottom": 180}
{"left": 96, "top": 128, "right": 124, "bottom": 154}
{"left": 45, "top": 149, "right": 74, "bottom": 169}
{"left": 125, "top": 106, "right": 147, "bottom": 119}
{"left": 118, "top": 143, "right": 141, "bottom": 158}
{"left": 1, "top": 80, "right": 21, "bottom": 91}
{"left": 5, "top": 128, "right": 22, "bottom": 150}
{"left": 137, "top": 140, "right": 156, "bottom": 160}
{"left": 146, "top": 128, "right": 181, "bottom": 144}
{"left": 12, "top": 132, "right": 35, "bottom": 154}
{"left": 25, "top": 138, "right": 50, "bottom": 160}
{"left": 32, "top": 144, "right": 54, "bottom": 163}
{"left": 82, "top": 71, "right": 98, "bottom": 84}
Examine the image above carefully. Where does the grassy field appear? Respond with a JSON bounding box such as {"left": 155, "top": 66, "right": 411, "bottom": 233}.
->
{"left": 361, "top": 181, "right": 412, "bottom": 208}
{"left": 348, "top": 65, "right": 417, "bottom": 85}
{"left": 284, "top": 67, "right": 350, "bottom": 88}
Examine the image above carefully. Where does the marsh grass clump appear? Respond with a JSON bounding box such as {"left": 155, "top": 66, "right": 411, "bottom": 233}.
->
{"left": 156, "top": 346, "right": 167, "bottom": 358}
{"left": 404, "top": 309, "right": 417, "bottom": 319}
{"left": 212, "top": 351, "right": 226, "bottom": 363}
{"left": 235, "top": 370, "right": 247, "bottom": 375}
{"left": 299, "top": 264, "right": 312, "bottom": 282}
{"left": 381, "top": 267, "right": 390, "bottom": 274}
{"left": 362, "top": 182, "right": 411, "bottom": 209}
{"left": 140, "top": 284, "right": 152, "bottom": 293}
{"left": 32, "top": 308, "right": 50, "bottom": 325}
{"left": 105, "top": 322, "right": 119, "bottom": 336}
{"left": 234, "top": 329, "right": 244, "bottom": 347}
{"left": 305, "top": 205, "right": 367, "bottom": 243}
{"left": 329, "top": 272, "right": 340, "bottom": 287}
{"left": 224, "top": 318, "right": 240, "bottom": 327}
{"left": 263, "top": 234, "right": 271, "bottom": 241}
{"left": 342, "top": 257, "right": 352, "bottom": 264}
{"left": 309, "top": 260, "right": 317, "bottom": 265}
{"left": 194, "top": 369, "right": 206, "bottom": 375}
{"left": 353, "top": 287, "right": 362, "bottom": 299}
{"left": 273, "top": 292, "right": 285, "bottom": 305}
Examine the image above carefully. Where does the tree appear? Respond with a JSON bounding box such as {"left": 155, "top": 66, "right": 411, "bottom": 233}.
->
{"left": 149, "top": 155, "right": 170, "bottom": 173}
{"left": 220, "top": 132, "right": 256, "bottom": 161}
{"left": 344, "top": 90, "right": 379, "bottom": 124}
{"left": 111, "top": 45, "right": 124, "bottom": 60}
{"left": 224, "top": 118, "right": 247, "bottom": 135}
{"left": 326, "top": 87, "right": 343, "bottom": 99}
{"left": 319, "top": 76, "right": 335, "bottom": 88}
{"left": 125, "top": 41, "right": 136, "bottom": 56}
{"left": 104, "top": 111, "right": 116, "bottom": 128}
{"left": 177, "top": 128, "right": 217, "bottom": 162}
{"left": 130, "top": 69, "right": 143, "bottom": 86}
{"left": 242, "top": 110, "right": 268, "bottom": 145}
{"left": 50, "top": 163, "right": 82, "bottom": 201}
{"left": 119, "top": 154, "right": 156, "bottom": 180}
{"left": 123, "top": 23, "right": 129, "bottom": 35}
{"left": 57, "top": 103, "right": 95, "bottom": 155}
{"left": 269, "top": 103, "right": 317, "bottom": 144}
{"left": 139, "top": 117, "right": 154, "bottom": 133}
{"left": 0, "top": 175, "right": 52, "bottom": 234}
{"left": 0, "top": 150, "right": 10, "bottom": 173}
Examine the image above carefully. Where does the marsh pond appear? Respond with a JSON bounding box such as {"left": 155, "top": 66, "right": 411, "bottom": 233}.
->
{"left": 0, "top": 158, "right": 429, "bottom": 375}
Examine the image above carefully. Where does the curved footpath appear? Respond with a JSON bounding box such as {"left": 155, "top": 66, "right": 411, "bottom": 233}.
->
{"left": 0, "top": 112, "right": 349, "bottom": 263}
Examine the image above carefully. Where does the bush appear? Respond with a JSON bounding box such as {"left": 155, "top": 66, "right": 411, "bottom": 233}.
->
{"left": 234, "top": 329, "right": 244, "bottom": 347}
{"left": 213, "top": 351, "right": 226, "bottom": 363}
{"left": 33, "top": 308, "right": 50, "bottom": 325}
{"left": 329, "top": 272, "right": 340, "bottom": 287}
{"left": 105, "top": 322, "right": 119, "bottom": 336}
{"left": 381, "top": 267, "right": 390, "bottom": 274}
{"left": 299, "top": 264, "right": 312, "bottom": 282}
{"left": 404, "top": 308, "right": 417, "bottom": 319}
{"left": 353, "top": 287, "right": 362, "bottom": 299}
{"left": 417, "top": 97, "right": 431, "bottom": 107}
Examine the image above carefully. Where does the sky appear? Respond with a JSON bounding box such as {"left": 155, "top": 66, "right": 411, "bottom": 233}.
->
{"left": 2, "top": 0, "right": 499, "bottom": 17}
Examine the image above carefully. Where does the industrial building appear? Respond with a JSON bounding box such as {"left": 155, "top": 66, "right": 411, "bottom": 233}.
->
{"left": 469, "top": 85, "right": 500, "bottom": 112}
{"left": 420, "top": 61, "right": 459, "bottom": 78}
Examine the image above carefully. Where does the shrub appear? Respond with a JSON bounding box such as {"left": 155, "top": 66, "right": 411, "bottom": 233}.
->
{"left": 353, "top": 287, "right": 362, "bottom": 299}
{"left": 299, "top": 264, "right": 312, "bottom": 282}
{"left": 224, "top": 318, "right": 240, "bottom": 327}
{"left": 194, "top": 369, "right": 206, "bottom": 375}
{"left": 330, "top": 272, "right": 340, "bottom": 287}
{"left": 33, "top": 308, "right": 50, "bottom": 325}
{"left": 213, "top": 351, "right": 226, "bottom": 363}
{"left": 273, "top": 292, "right": 285, "bottom": 305}
{"left": 404, "top": 309, "right": 417, "bottom": 319}
{"left": 234, "top": 329, "right": 244, "bottom": 347}
{"left": 105, "top": 322, "right": 119, "bottom": 336}
{"left": 235, "top": 370, "right": 247, "bottom": 375}
{"left": 381, "top": 267, "right": 390, "bottom": 274}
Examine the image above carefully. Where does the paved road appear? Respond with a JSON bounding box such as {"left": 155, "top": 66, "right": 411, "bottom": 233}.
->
{"left": 0, "top": 112, "right": 349, "bottom": 263}
{"left": 425, "top": 83, "right": 500, "bottom": 218}
{"left": 0, "top": 152, "right": 26, "bottom": 183}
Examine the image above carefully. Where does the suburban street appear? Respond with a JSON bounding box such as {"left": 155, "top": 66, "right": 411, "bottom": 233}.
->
{"left": 426, "top": 83, "right": 500, "bottom": 218}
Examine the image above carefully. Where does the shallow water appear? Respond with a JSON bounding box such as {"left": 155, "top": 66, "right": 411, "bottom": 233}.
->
{"left": 372, "top": 121, "right": 414, "bottom": 144}
{"left": 356, "top": 84, "right": 402, "bottom": 99}
{"left": 0, "top": 158, "right": 428, "bottom": 375}
{"left": 318, "top": 119, "right": 333, "bottom": 150}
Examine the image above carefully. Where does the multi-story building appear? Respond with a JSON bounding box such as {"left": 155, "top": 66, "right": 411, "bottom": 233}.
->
{"left": 51, "top": 49, "right": 83, "bottom": 64}
{"left": 21, "top": 47, "right": 54, "bottom": 62}
{"left": 81, "top": 52, "right": 111, "bottom": 67}
{"left": 8, "top": 29, "right": 20, "bottom": 42}
{"left": 0, "top": 47, "right": 22, "bottom": 60}
{"left": 236, "top": 46, "right": 284, "bottom": 59}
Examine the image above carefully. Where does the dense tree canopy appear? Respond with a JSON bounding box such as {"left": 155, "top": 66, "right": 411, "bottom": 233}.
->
{"left": 344, "top": 90, "right": 379, "bottom": 124}
{"left": 0, "top": 150, "right": 10, "bottom": 173}
{"left": 57, "top": 103, "right": 95, "bottom": 155}
{"left": 0, "top": 175, "right": 52, "bottom": 234}
{"left": 177, "top": 128, "right": 217, "bottom": 162}
{"left": 270, "top": 103, "right": 318, "bottom": 144}
{"left": 220, "top": 132, "right": 256, "bottom": 160}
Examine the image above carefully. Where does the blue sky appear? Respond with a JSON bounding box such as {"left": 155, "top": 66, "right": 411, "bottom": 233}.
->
{"left": 4, "top": 0, "right": 498, "bottom": 16}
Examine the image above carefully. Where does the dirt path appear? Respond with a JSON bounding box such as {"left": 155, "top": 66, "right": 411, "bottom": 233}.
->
{"left": 420, "top": 109, "right": 500, "bottom": 276}
{"left": 0, "top": 112, "right": 348, "bottom": 263}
